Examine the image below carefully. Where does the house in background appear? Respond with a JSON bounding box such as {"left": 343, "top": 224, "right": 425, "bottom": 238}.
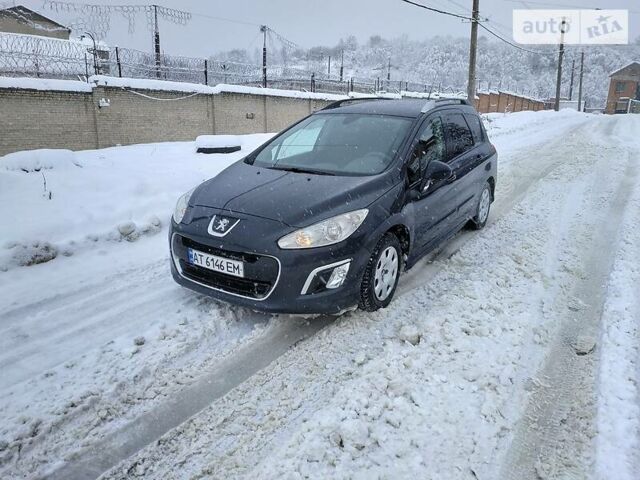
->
{"left": 605, "top": 61, "right": 640, "bottom": 114}
{"left": 0, "top": 5, "right": 70, "bottom": 40}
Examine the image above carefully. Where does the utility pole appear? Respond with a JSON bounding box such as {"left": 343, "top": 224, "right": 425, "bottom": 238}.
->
{"left": 554, "top": 18, "right": 567, "bottom": 111}
{"left": 466, "top": 0, "right": 480, "bottom": 103}
{"left": 568, "top": 58, "right": 575, "bottom": 100}
{"left": 328, "top": 55, "right": 331, "bottom": 76}
{"left": 153, "top": 4, "right": 161, "bottom": 78}
{"left": 340, "top": 49, "right": 344, "bottom": 82}
{"left": 260, "top": 25, "right": 267, "bottom": 88}
{"left": 577, "top": 51, "right": 584, "bottom": 112}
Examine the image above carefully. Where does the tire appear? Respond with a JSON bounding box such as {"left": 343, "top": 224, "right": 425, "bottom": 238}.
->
{"left": 359, "top": 233, "right": 402, "bottom": 312}
{"left": 470, "top": 182, "right": 492, "bottom": 230}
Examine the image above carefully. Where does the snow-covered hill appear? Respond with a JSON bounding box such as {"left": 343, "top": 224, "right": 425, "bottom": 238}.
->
{"left": 216, "top": 35, "right": 640, "bottom": 107}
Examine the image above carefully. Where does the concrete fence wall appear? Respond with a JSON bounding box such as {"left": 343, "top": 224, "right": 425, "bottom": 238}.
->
{"left": 0, "top": 81, "right": 548, "bottom": 157}
{"left": 0, "top": 84, "right": 334, "bottom": 156}
{"left": 474, "top": 91, "right": 546, "bottom": 114}
{"left": 1, "top": 88, "right": 99, "bottom": 154}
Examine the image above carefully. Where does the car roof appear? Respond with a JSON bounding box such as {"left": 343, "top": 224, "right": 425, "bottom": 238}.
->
{"left": 316, "top": 98, "right": 476, "bottom": 118}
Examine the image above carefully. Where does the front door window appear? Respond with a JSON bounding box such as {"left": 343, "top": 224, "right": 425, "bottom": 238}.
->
{"left": 407, "top": 116, "right": 445, "bottom": 185}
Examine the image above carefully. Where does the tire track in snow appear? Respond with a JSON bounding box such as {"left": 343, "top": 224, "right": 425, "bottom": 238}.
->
{"left": 43, "top": 316, "right": 333, "bottom": 480}
{"left": 1, "top": 260, "right": 181, "bottom": 388}
{"left": 499, "top": 139, "right": 638, "bottom": 479}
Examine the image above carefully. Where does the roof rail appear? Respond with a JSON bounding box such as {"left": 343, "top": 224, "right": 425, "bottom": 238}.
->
{"left": 421, "top": 98, "right": 470, "bottom": 113}
{"left": 321, "top": 97, "right": 392, "bottom": 111}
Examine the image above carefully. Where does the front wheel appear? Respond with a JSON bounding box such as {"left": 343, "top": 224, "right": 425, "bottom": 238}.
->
{"left": 359, "top": 233, "right": 402, "bottom": 312}
{"left": 470, "top": 182, "right": 492, "bottom": 230}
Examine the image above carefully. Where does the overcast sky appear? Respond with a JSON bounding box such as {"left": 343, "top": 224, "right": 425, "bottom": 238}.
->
{"left": 15, "top": 0, "right": 640, "bottom": 57}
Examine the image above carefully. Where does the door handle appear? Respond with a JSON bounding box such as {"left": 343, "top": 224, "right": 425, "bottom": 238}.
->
{"left": 447, "top": 173, "right": 457, "bottom": 183}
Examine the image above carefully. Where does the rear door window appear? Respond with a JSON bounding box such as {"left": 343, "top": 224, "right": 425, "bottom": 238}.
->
{"left": 443, "top": 112, "right": 474, "bottom": 160}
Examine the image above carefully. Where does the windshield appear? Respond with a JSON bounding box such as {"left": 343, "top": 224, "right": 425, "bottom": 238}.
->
{"left": 248, "top": 113, "right": 413, "bottom": 176}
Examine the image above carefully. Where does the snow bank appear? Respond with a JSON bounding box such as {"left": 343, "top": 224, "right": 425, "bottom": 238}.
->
{"left": 483, "top": 109, "right": 590, "bottom": 156}
{"left": 0, "top": 149, "right": 81, "bottom": 172}
{"left": 0, "top": 76, "right": 92, "bottom": 93}
{"left": 595, "top": 138, "right": 640, "bottom": 480}
{"left": 0, "top": 134, "right": 273, "bottom": 271}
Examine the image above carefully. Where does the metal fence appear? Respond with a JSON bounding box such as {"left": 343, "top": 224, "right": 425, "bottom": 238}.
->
{"left": 0, "top": 31, "right": 461, "bottom": 95}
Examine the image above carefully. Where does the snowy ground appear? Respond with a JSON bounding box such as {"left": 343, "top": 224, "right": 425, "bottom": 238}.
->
{"left": 1, "top": 110, "right": 639, "bottom": 480}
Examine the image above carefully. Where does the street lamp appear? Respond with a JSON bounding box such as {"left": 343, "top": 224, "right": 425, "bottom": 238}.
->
{"left": 80, "top": 32, "right": 99, "bottom": 76}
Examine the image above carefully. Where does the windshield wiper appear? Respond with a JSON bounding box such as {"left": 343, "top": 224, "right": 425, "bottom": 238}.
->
{"left": 267, "top": 166, "right": 335, "bottom": 176}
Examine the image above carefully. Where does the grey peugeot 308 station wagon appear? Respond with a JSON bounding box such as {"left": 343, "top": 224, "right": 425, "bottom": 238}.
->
{"left": 170, "top": 98, "right": 497, "bottom": 314}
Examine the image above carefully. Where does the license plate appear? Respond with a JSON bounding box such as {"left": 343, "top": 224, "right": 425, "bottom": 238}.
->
{"left": 187, "top": 248, "right": 244, "bottom": 278}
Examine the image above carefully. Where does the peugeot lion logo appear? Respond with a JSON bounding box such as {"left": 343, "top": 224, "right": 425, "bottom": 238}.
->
{"left": 215, "top": 218, "right": 230, "bottom": 232}
{"left": 207, "top": 215, "right": 240, "bottom": 237}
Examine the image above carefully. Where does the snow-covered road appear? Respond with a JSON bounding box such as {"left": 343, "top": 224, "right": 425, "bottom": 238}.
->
{"left": 1, "top": 111, "right": 639, "bottom": 480}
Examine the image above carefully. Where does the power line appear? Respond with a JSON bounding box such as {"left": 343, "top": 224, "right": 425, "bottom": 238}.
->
{"left": 189, "top": 10, "right": 260, "bottom": 27}
{"left": 402, "top": 0, "right": 557, "bottom": 57}
{"left": 399, "top": 0, "right": 475, "bottom": 21}
{"left": 265, "top": 26, "right": 299, "bottom": 51}
{"left": 478, "top": 22, "right": 557, "bottom": 55}
{"left": 482, "top": 15, "right": 515, "bottom": 36}
{"left": 443, "top": 0, "right": 473, "bottom": 15}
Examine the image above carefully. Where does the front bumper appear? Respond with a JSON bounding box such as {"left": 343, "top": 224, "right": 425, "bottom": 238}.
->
{"left": 169, "top": 206, "right": 374, "bottom": 315}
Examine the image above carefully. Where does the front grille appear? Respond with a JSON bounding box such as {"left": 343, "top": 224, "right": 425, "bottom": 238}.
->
{"left": 180, "top": 261, "right": 273, "bottom": 298}
{"left": 181, "top": 236, "right": 260, "bottom": 263}
{"left": 173, "top": 234, "right": 279, "bottom": 300}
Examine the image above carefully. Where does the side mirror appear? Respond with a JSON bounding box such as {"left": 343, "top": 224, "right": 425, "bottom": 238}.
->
{"left": 419, "top": 160, "right": 453, "bottom": 193}
{"left": 425, "top": 160, "right": 452, "bottom": 181}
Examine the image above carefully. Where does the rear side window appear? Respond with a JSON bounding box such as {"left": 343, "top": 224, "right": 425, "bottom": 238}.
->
{"left": 443, "top": 112, "right": 474, "bottom": 160}
{"left": 464, "top": 113, "right": 484, "bottom": 143}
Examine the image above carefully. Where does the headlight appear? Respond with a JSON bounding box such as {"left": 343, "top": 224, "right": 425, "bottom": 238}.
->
{"left": 278, "top": 209, "right": 369, "bottom": 249}
{"left": 173, "top": 187, "right": 196, "bottom": 224}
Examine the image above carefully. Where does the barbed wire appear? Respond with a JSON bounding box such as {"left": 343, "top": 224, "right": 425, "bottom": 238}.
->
{"left": 41, "top": 1, "right": 191, "bottom": 39}
{"left": 0, "top": 31, "right": 470, "bottom": 96}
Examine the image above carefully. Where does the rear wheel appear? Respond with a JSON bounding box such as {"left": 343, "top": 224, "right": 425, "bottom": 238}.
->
{"left": 359, "top": 233, "right": 401, "bottom": 312}
{"left": 470, "top": 182, "right": 492, "bottom": 230}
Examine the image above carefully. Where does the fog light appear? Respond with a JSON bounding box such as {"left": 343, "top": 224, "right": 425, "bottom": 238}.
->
{"left": 326, "top": 262, "right": 350, "bottom": 289}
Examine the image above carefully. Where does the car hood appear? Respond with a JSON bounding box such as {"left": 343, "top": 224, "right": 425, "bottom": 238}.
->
{"left": 192, "top": 160, "right": 394, "bottom": 227}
